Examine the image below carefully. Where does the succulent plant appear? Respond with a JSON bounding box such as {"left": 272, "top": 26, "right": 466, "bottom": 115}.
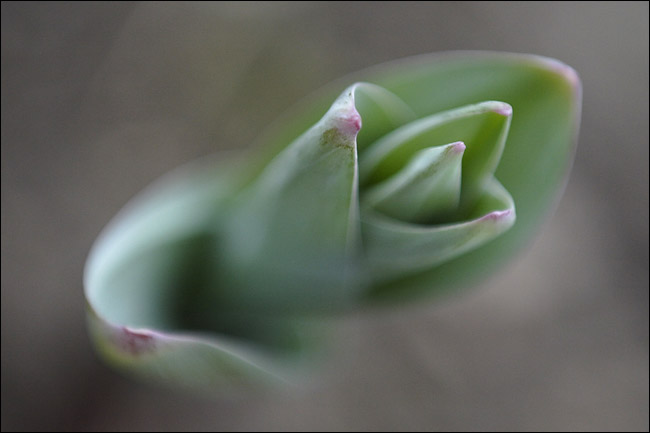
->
{"left": 85, "top": 52, "right": 581, "bottom": 388}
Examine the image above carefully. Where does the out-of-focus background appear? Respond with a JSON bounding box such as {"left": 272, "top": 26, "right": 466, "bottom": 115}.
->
{"left": 2, "top": 2, "right": 648, "bottom": 431}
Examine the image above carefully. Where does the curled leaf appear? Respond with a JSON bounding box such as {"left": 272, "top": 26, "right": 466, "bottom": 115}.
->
{"left": 362, "top": 177, "right": 515, "bottom": 280}
{"left": 85, "top": 52, "right": 581, "bottom": 386}
{"left": 362, "top": 141, "right": 465, "bottom": 223}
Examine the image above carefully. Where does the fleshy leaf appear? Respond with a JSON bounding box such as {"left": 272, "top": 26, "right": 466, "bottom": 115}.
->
{"left": 85, "top": 155, "right": 235, "bottom": 331}
{"left": 362, "top": 141, "right": 464, "bottom": 224}
{"left": 256, "top": 52, "right": 580, "bottom": 302}
{"left": 359, "top": 100, "right": 511, "bottom": 210}
{"left": 216, "top": 86, "right": 362, "bottom": 312}
{"left": 87, "top": 310, "right": 299, "bottom": 389}
{"left": 85, "top": 52, "right": 581, "bottom": 387}
{"left": 362, "top": 177, "right": 515, "bottom": 281}
{"left": 84, "top": 156, "right": 313, "bottom": 385}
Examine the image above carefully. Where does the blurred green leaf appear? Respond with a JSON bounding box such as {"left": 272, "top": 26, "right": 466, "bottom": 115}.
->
{"left": 85, "top": 52, "right": 580, "bottom": 386}
{"left": 217, "top": 87, "right": 362, "bottom": 312}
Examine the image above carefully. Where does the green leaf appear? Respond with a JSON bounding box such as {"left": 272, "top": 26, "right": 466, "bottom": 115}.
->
{"left": 359, "top": 101, "right": 511, "bottom": 195}
{"left": 86, "top": 309, "right": 296, "bottom": 389}
{"left": 362, "top": 177, "right": 515, "bottom": 281}
{"left": 85, "top": 156, "right": 325, "bottom": 386}
{"left": 215, "top": 86, "right": 362, "bottom": 312}
{"left": 362, "top": 141, "right": 465, "bottom": 224}
{"left": 84, "top": 52, "right": 581, "bottom": 387}
{"left": 352, "top": 82, "right": 416, "bottom": 150}
{"left": 256, "top": 52, "right": 580, "bottom": 302}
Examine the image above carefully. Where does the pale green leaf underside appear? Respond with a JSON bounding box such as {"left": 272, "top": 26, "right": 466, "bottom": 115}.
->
{"left": 85, "top": 156, "right": 322, "bottom": 386}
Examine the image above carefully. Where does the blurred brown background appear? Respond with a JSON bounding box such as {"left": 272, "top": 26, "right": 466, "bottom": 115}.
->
{"left": 2, "top": 2, "right": 648, "bottom": 431}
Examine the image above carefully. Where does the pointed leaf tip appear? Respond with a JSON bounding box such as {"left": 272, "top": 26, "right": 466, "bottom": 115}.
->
{"left": 449, "top": 141, "right": 466, "bottom": 154}
{"left": 490, "top": 102, "right": 513, "bottom": 117}
{"left": 217, "top": 85, "right": 363, "bottom": 312}
{"left": 322, "top": 86, "right": 362, "bottom": 141}
{"left": 479, "top": 209, "right": 515, "bottom": 223}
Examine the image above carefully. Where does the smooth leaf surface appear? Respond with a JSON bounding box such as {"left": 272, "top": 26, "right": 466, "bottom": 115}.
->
{"left": 85, "top": 52, "right": 580, "bottom": 386}
{"left": 362, "top": 141, "right": 465, "bottom": 224}
{"left": 362, "top": 177, "right": 515, "bottom": 280}
{"left": 85, "top": 157, "right": 316, "bottom": 385}
{"left": 359, "top": 100, "right": 511, "bottom": 199}
{"left": 255, "top": 52, "right": 580, "bottom": 301}
{"left": 352, "top": 82, "right": 417, "bottom": 150}
{"left": 87, "top": 310, "right": 292, "bottom": 389}
{"left": 217, "top": 87, "right": 361, "bottom": 312}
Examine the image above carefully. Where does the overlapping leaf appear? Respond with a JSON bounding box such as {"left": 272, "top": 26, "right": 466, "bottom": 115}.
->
{"left": 85, "top": 52, "right": 581, "bottom": 386}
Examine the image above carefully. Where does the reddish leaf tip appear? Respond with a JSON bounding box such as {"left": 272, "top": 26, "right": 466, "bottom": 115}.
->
{"left": 327, "top": 87, "right": 362, "bottom": 140}
{"left": 338, "top": 108, "right": 362, "bottom": 136}
{"left": 491, "top": 102, "right": 513, "bottom": 117}
{"left": 479, "top": 209, "right": 514, "bottom": 223}
{"left": 114, "top": 327, "right": 156, "bottom": 356}
{"left": 449, "top": 141, "right": 466, "bottom": 154}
